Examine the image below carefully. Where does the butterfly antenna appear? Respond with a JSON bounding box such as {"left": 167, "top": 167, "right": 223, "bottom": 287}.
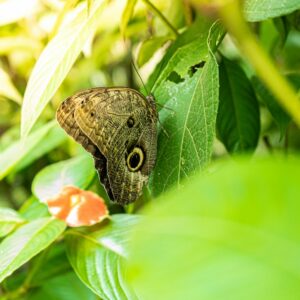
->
{"left": 131, "top": 60, "right": 150, "bottom": 96}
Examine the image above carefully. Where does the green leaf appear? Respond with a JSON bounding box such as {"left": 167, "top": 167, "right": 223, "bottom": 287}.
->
{"left": 0, "top": 36, "right": 42, "bottom": 56}
{"left": 217, "top": 57, "right": 260, "bottom": 154}
{"left": 0, "top": 208, "right": 24, "bottom": 238}
{"left": 19, "top": 196, "right": 49, "bottom": 221}
{"left": 147, "top": 19, "right": 223, "bottom": 100}
{"left": 252, "top": 77, "right": 289, "bottom": 138}
{"left": 0, "top": 67, "right": 22, "bottom": 104}
{"left": 27, "top": 272, "right": 98, "bottom": 300}
{"left": 66, "top": 215, "right": 139, "bottom": 300}
{"left": 149, "top": 20, "right": 223, "bottom": 196}
{"left": 21, "top": 0, "right": 108, "bottom": 137}
{"left": 0, "top": 121, "right": 57, "bottom": 180}
{"left": 244, "top": 0, "right": 300, "bottom": 22}
{"left": 14, "top": 125, "right": 66, "bottom": 173}
{"left": 128, "top": 156, "right": 300, "bottom": 300}
{"left": 120, "top": 0, "right": 137, "bottom": 38}
{"left": 32, "top": 154, "right": 96, "bottom": 202}
{"left": 28, "top": 242, "right": 71, "bottom": 286}
{"left": 0, "top": 217, "right": 66, "bottom": 283}
{"left": 137, "top": 35, "right": 171, "bottom": 67}
{"left": 252, "top": 74, "right": 300, "bottom": 138}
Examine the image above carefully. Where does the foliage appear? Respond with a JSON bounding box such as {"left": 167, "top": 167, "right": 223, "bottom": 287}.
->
{"left": 0, "top": 0, "right": 300, "bottom": 299}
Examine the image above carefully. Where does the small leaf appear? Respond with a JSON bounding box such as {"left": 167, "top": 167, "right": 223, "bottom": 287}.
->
{"left": 217, "top": 57, "right": 260, "bottom": 154}
{"left": 21, "top": 0, "right": 108, "bottom": 137}
{"left": 0, "top": 36, "right": 42, "bottom": 56}
{"left": 244, "top": 0, "right": 300, "bottom": 22}
{"left": 14, "top": 125, "right": 67, "bottom": 173}
{"left": 32, "top": 154, "right": 96, "bottom": 203}
{"left": 87, "top": 0, "right": 92, "bottom": 15}
{"left": 252, "top": 74, "right": 300, "bottom": 138}
{"left": 19, "top": 196, "right": 49, "bottom": 221}
{"left": 0, "top": 121, "right": 56, "bottom": 180}
{"left": 252, "top": 76, "right": 289, "bottom": 138}
{"left": 0, "top": 67, "right": 22, "bottom": 104}
{"left": 128, "top": 156, "right": 300, "bottom": 300}
{"left": 0, "top": 208, "right": 24, "bottom": 238}
{"left": 66, "top": 214, "right": 139, "bottom": 300}
{"left": 120, "top": 0, "right": 137, "bottom": 39}
{"left": 0, "top": 217, "right": 66, "bottom": 283}
{"left": 137, "top": 36, "right": 171, "bottom": 67}
{"left": 149, "top": 19, "right": 223, "bottom": 196}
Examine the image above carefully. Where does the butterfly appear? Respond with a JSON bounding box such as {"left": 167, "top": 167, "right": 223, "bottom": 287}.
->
{"left": 56, "top": 87, "right": 157, "bottom": 205}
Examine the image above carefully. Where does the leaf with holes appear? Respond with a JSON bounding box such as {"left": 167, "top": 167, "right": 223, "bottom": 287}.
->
{"left": 149, "top": 20, "right": 223, "bottom": 196}
{"left": 65, "top": 214, "right": 140, "bottom": 300}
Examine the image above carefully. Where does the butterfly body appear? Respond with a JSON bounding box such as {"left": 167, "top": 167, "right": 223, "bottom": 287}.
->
{"left": 56, "top": 88, "right": 157, "bottom": 205}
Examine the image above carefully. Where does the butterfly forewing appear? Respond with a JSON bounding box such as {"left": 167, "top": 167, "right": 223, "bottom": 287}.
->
{"left": 56, "top": 87, "right": 157, "bottom": 205}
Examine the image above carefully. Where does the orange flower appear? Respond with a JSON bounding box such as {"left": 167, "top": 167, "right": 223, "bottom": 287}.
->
{"left": 46, "top": 186, "right": 109, "bottom": 227}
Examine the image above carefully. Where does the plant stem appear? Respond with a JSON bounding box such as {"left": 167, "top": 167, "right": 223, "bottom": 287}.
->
{"left": 217, "top": 0, "right": 300, "bottom": 127}
{"left": 141, "top": 0, "right": 179, "bottom": 37}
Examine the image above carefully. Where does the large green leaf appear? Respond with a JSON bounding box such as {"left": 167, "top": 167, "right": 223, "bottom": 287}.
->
{"left": 128, "top": 156, "right": 300, "bottom": 300}
{"left": 32, "top": 154, "right": 96, "bottom": 202}
{"left": 21, "top": 0, "right": 109, "bottom": 137}
{"left": 66, "top": 215, "right": 139, "bottom": 300}
{"left": 149, "top": 19, "right": 223, "bottom": 196}
{"left": 0, "top": 217, "right": 66, "bottom": 283}
{"left": 0, "top": 121, "right": 58, "bottom": 180}
{"left": 244, "top": 0, "right": 300, "bottom": 22}
{"left": 0, "top": 208, "right": 24, "bottom": 238}
{"left": 217, "top": 57, "right": 260, "bottom": 154}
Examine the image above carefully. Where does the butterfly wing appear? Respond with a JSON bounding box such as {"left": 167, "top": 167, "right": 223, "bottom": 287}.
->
{"left": 56, "top": 89, "right": 100, "bottom": 156}
{"left": 74, "top": 88, "right": 157, "bottom": 204}
{"left": 56, "top": 88, "right": 114, "bottom": 199}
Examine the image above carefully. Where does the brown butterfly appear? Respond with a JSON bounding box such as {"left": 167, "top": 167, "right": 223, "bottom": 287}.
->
{"left": 56, "top": 88, "right": 157, "bottom": 205}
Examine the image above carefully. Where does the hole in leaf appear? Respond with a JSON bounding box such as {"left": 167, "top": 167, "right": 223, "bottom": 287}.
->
{"left": 188, "top": 61, "right": 206, "bottom": 76}
{"left": 167, "top": 71, "right": 185, "bottom": 83}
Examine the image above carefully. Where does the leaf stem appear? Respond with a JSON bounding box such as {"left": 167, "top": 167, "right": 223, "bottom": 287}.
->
{"left": 141, "top": 0, "right": 179, "bottom": 37}
{"left": 217, "top": 0, "right": 300, "bottom": 127}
